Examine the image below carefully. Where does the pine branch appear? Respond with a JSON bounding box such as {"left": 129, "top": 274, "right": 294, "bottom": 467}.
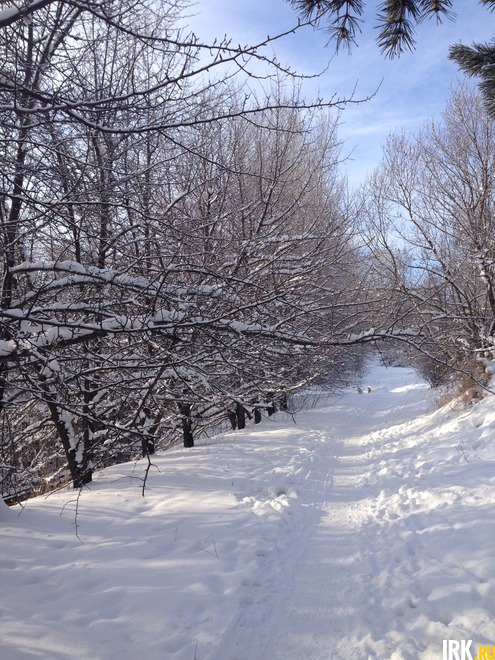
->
{"left": 287, "top": 0, "right": 365, "bottom": 47}
{"left": 449, "top": 41, "right": 495, "bottom": 118}
{"left": 417, "top": 0, "right": 455, "bottom": 20}
{"left": 377, "top": 0, "right": 420, "bottom": 56}
{"left": 287, "top": 0, "right": 459, "bottom": 57}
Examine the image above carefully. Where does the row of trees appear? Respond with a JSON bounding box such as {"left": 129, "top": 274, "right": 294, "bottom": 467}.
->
{"left": 287, "top": 0, "right": 495, "bottom": 385}
{"left": 0, "top": 0, "right": 373, "bottom": 498}
{"left": 2, "top": 0, "right": 494, "bottom": 502}
{"left": 362, "top": 83, "right": 495, "bottom": 385}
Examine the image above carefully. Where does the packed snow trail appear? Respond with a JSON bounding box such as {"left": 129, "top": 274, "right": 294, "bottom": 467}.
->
{"left": 219, "top": 365, "right": 495, "bottom": 660}
{"left": 215, "top": 365, "right": 437, "bottom": 660}
{"left": 2, "top": 363, "right": 495, "bottom": 659}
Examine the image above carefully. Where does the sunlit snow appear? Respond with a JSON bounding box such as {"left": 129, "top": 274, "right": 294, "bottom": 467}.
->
{"left": 2, "top": 363, "right": 495, "bottom": 659}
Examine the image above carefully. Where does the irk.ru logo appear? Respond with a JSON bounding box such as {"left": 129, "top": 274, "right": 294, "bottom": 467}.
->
{"left": 443, "top": 640, "right": 495, "bottom": 660}
{"left": 443, "top": 640, "right": 473, "bottom": 660}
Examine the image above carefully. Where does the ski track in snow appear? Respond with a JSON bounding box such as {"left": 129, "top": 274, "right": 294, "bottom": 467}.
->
{"left": 2, "top": 363, "right": 495, "bottom": 659}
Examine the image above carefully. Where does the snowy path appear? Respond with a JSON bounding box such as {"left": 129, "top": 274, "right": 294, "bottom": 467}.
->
{"left": 2, "top": 364, "right": 495, "bottom": 659}
{"left": 255, "top": 372, "right": 434, "bottom": 660}
{"left": 216, "top": 367, "right": 438, "bottom": 660}
{"left": 236, "top": 367, "right": 495, "bottom": 660}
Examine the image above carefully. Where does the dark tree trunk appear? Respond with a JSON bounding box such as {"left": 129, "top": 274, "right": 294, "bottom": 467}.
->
{"left": 35, "top": 364, "right": 92, "bottom": 488}
{"left": 142, "top": 436, "right": 155, "bottom": 457}
{"left": 278, "top": 390, "right": 288, "bottom": 412}
{"left": 266, "top": 392, "right": 276, "bottom": 416}
{"left": 227, "top": 411, "right": 237, "bottom": 430}
{"left": 236, "top": 401, "right": 246, "bottom": 430}
{"left": 178, "top": 402, "right": 194, "bottom": 448}
{"left": 253, "top": 405, "right": 261, "bottom": 424}
{"left": 48, "top": 397, "right": 92, "bottom": 488}
{"left": 140, "top": 407, "right": 158, "bottom": 457}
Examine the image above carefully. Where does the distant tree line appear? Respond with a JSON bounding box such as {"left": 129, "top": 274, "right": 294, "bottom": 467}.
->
{"left": 361, "top": 83, "right": 495, "bottom": 389}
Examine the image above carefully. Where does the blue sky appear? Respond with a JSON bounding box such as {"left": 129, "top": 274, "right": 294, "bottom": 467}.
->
{"left": 186, "top": 1, "right": 494, "bottom": 188}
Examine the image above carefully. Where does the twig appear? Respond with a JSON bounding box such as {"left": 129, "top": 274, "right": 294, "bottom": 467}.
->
{"left": 60, "top": 486, "right": 85, "bottom": 543}
{"left": 141, "top": 453, "right": 160, "bottom": 497}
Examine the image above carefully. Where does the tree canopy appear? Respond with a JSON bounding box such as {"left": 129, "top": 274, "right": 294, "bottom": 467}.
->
{"left": 0, "top": 0, "right": 373, "bottom": 497}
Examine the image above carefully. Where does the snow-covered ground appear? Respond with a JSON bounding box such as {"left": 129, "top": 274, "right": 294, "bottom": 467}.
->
{"left": 2, "top": 363, "right": 495, "bottom": 659}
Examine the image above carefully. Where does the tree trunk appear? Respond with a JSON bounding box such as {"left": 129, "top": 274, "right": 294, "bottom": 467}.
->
{"left": 278, "top": 390, "right": 288, "bottom": 412}
{"left": 254, "top": 405, "right": 261, "bottom": 424}
{"left": 178, "top": 402, "right": 194, "bottom": 448}
{"left": 227, "top": 410, "right": 237, "bottom": 430}
{"left": 266, "top": 392, "right": 276, "bottom": 416}
{"left": 236, "top": 401, "right": 246, "bottom": 430}
{"left": 35, "top": 363, "right": 92, "bottom": 488}
{"left": 140, "top": 407, "right": 158, "bottom": 457}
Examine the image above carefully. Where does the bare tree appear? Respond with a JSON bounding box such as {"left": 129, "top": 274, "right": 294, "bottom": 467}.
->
{"left": 362, "top": 83, "right": 495, "bottom": 383}
{"left": 0, "top": 0, "right": 375, "bottom": 496}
